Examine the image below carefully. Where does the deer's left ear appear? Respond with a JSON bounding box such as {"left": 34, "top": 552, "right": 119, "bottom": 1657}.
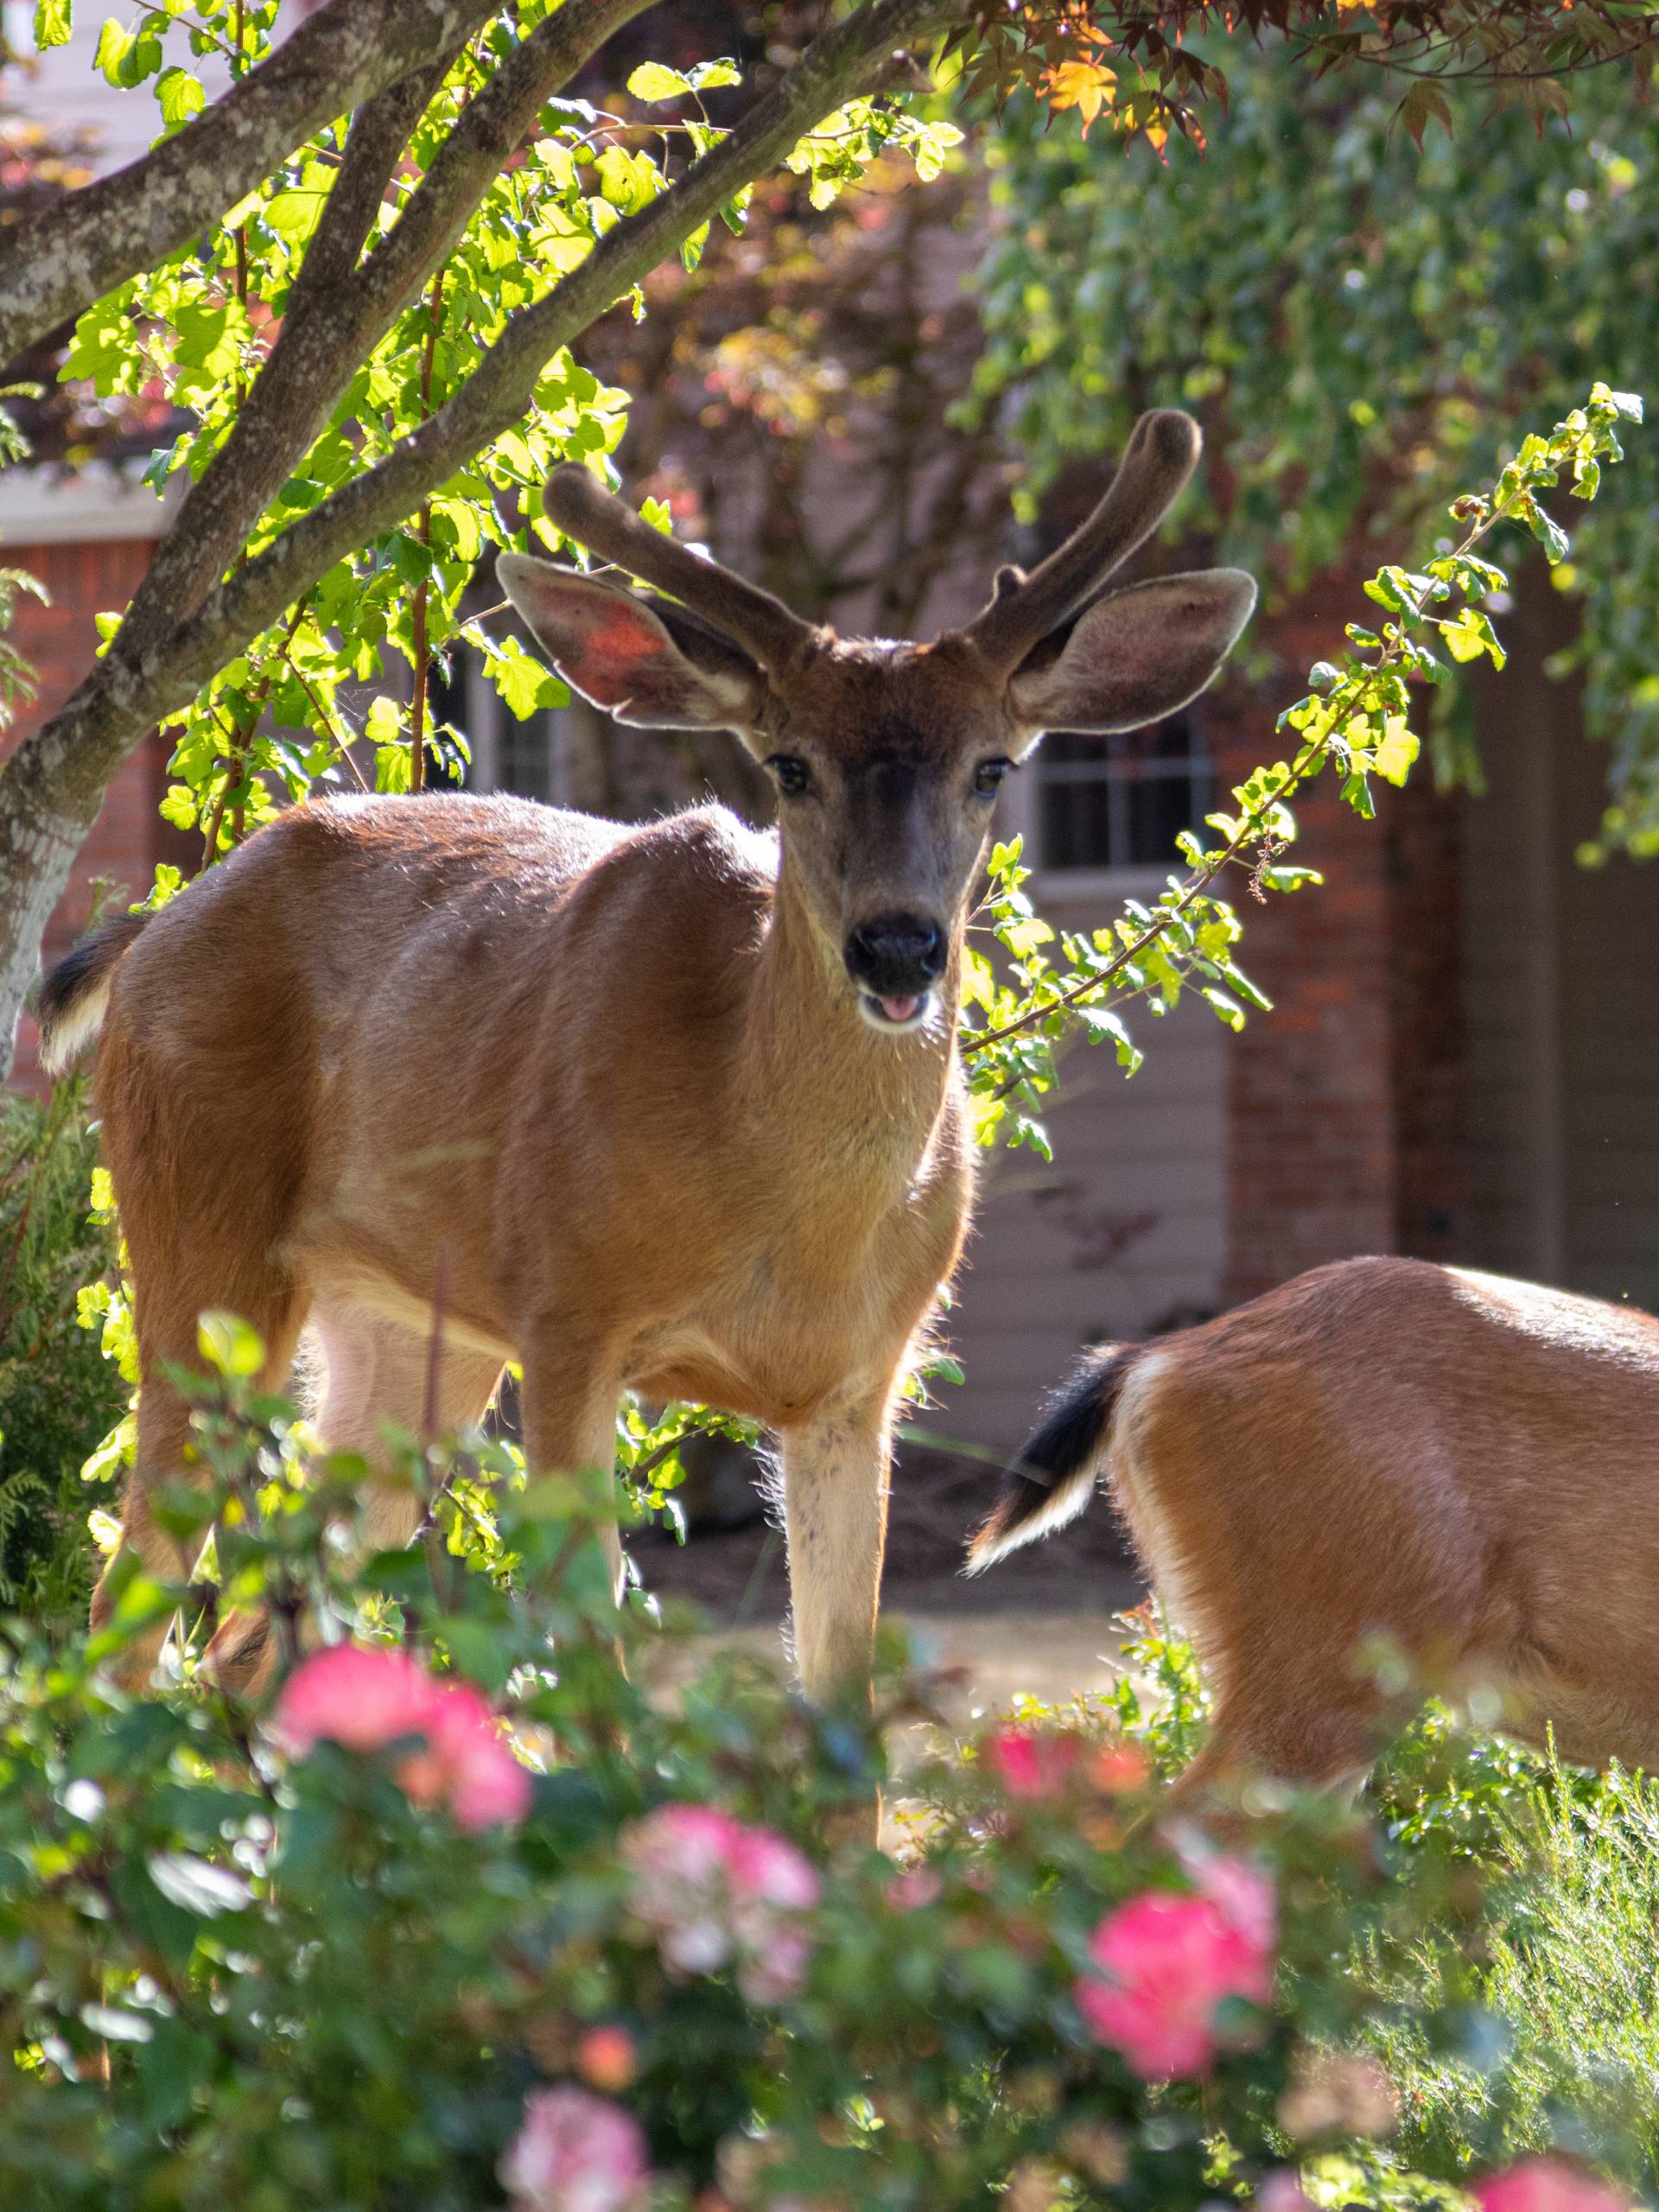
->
{"left": 1007, "top": 569, "right": 1256, "bottom": 736}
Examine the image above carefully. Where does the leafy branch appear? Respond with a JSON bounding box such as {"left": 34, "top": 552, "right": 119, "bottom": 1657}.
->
{"left": 960, "top": 382, "right": 1643, "bottom": 1158}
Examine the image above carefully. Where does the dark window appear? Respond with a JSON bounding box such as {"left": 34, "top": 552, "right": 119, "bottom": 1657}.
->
{"left": 493, "top": 709, "right": 558, "bottom": 803}
{"left": 427, "top": 649, "right": 560, "bottom": 800}
{"left": 1035, "top": 714, "right": 1212, "bottom": 872}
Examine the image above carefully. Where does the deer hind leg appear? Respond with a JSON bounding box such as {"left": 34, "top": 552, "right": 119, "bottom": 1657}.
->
{"left": 90, "top": 1269, "right": 309, "bottom": 1689}
{"left": 204, "top": 1303, "right": 505, "bottom": 1694}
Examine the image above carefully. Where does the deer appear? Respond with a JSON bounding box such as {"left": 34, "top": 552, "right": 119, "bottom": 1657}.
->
{"left": 968, "top": 1253, "right": 1659, "bottom": 1795}
{"left": 39, "top": 406, "right": 1255, "bottom": 1705}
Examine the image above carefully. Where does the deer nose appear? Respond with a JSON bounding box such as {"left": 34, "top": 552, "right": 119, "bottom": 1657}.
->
{"left": 843, "top": 912, "right": 945, "bottom": 995}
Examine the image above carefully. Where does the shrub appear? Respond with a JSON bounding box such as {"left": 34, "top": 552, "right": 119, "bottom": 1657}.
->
{"left": 0, "top": 1337, "right": 1651, "bottom": 2210}
{"left": 0, "top": 1081, "right": 123, "bottom": 1625}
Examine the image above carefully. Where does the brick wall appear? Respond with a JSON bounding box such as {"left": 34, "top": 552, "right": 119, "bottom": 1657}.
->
{"left": 2, "top": 536, "right": 187, "bottom": 1092}
{"left": 1211, "top": 588, "right": 1469, "bottom": 1301}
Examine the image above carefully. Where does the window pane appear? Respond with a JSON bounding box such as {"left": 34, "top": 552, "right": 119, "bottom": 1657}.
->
{"left": 1034, "top": 715, "right": 1211, "bottom": 871}
{"left": 495, "top": 711, "right": 556, "bottom": 803}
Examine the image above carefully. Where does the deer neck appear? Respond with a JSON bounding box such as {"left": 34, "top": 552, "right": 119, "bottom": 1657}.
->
{"left": 737, "top": 860, "right": 960, "bottom": 1187}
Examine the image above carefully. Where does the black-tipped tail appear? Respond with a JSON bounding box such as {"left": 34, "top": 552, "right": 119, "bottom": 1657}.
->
{"left": 965, "top": 1343, "right": 1142, "bottom": 1573}
{"left": 37, "top": 908, "right": 149, "bottom": 1075}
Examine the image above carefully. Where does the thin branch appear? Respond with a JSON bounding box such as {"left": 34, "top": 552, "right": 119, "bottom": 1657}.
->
{"left": 0, "top": 0, "right": 501, "bottom": 365}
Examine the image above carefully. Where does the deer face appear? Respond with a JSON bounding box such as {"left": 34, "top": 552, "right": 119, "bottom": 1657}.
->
{"left": 499, "top": 410, "right": 1256, "bottom": 1036}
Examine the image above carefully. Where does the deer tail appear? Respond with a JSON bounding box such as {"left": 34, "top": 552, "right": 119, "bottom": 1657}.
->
{"left": 965, "top": 1343, "right": 1142, "bottom": 1573}
{"left": 37, "top": 909, "right": 149, "bottom": 1076}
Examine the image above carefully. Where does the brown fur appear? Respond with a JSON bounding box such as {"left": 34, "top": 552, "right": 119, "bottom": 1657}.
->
{"left": 972, "top": 1255, "right": 1659, "bottom": 1788}
{"left": 41, "top": 416, "right": 1253, "bottom": 1700}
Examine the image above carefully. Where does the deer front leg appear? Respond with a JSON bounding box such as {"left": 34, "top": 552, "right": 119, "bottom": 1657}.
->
{"left": 778, "top": 1392, "right": 893, "bottom": 1708}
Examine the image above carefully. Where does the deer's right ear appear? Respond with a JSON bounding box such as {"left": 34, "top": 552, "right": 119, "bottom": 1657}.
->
{"left": 496, "top": 554, "right": 766, "bottom": 730}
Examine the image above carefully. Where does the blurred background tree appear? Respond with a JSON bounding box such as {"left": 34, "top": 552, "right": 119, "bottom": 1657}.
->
{"left": 967, "top": 48, "right": 1659, "bottom": 851}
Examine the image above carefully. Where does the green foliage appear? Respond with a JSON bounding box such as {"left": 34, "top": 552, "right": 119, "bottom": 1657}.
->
{"left": 974, "top": 48, "right": 1659, "bottom": 851}
{"left": 0, "top": 1084, "right": 123, "bottom": 1623}
{"left": 960, "top": 388, "right": 1638, "bottom": 1145}
{"left": 4, "top": 1364, "right": 1658, "bottom": 2208}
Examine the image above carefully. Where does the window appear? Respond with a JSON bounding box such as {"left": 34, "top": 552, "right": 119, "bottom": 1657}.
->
{"left": 1029, "top": 714, "right": 1212, "bottom": 877}
{"left": 427, "top": 652, "right": 569, "bottom": 802}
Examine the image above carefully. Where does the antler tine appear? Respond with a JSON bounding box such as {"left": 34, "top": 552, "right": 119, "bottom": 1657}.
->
{"left": 541, "top": 466, "right": 814, "bottom": 675}
{"left": 963, "top": 409, "right": 1204, "bottom": 674}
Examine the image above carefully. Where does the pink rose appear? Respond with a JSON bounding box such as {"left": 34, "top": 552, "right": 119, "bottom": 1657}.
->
{"left": 272, "top": 1643, "right": 440, "bottom": 1757}
{"left": 1185, "top": 1847, "right": 1278, "bottom": 1956}
{"left": 1478, "top": 2159, "right": 1629, "bottom": 2212}
{"left": 984, "top": 1727, "right": 1083, "bottom": 1799}
{"left": 272, "top": 1644, "right": 531, "bottom": 1833}
{"left": 395, "top": 1676, "right": 533, "bottom": 1833}
{"left": 1076, "top": 1867, "right": 1276, "bottom": 2079}
{"left": 885, "top": 1866, "right": 944, "bottom": 1913}
{"left": 620, "top": 1804, "right": 820, "bottom": 2001}
{"left": 499, "top": 2084, "right": 649, "bottom": 2212}
{"left": 1257, "top": 2171, "right": 1318, "bottom": 2212}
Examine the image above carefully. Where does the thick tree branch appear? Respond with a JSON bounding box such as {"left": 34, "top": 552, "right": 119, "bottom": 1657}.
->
{"left": 112, "top": 0, "right": 652, "bottom": 666}
{"left": 0, "top": 0, "right": 500, "bottom": 365}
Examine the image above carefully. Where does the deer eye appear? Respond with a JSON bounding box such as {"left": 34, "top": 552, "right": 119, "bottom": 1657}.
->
{"left": 766, "top": 754, "right": 811, "bottom": 797}
{"left": 974, "top": 758, "right": 1012, "bottom": 797}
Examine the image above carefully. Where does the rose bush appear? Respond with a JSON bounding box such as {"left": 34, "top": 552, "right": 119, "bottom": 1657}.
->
{"left": 0, "top": 1337, "right": 1653, "bottom": 2209}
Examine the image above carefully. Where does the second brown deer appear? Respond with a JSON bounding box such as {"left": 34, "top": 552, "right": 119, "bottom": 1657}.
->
{"left": 41, "top": 408, "right": 1254, "bottom": 1702}
{"left": 969, "top": 1254, "right": 1659, "bottom": 1791}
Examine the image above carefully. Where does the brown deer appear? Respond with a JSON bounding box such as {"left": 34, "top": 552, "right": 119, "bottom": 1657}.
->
{"left": 969, "top": 1254, "right": 1659, "bottom": 1790}
{"left": 40, "top": 408, "right": 1254, "bottom": 1698}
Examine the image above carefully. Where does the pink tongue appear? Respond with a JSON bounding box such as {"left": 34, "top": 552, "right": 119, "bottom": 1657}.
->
{"left": 880, "top": 995, "right": 922, "bottom": 1024}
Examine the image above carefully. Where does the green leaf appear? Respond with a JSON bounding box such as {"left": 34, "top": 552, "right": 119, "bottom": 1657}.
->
{"left": 1438, "top": 607, "right": 1507, "bottom": 669}
{"left": 32, "top": 0, "right": 72, "bottom": 48}
{"left": 198, "top": 1311, "right": 264, "bottom": 1378}
{"left": 688, "top": 58, "right": 741, "bottom": 90}
{"left": 156, "top": 65, "right": 205, "bottom": 130}
{"left": 485, "top": 635, "right": 566, "bottom": 720}
{"left": 264, "top": 188, "right": 329, "bottom": 244}
{"left": 626, "top": 60, "right": 691, "bottom": 102}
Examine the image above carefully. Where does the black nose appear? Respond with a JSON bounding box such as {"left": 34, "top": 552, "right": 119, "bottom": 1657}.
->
{"left": 843, "top": 912, "right": 945, "bottom": 995}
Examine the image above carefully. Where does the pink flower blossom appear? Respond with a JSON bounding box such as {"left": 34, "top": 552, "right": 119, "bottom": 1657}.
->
{"left": 1477, "top": 2159, "right": 1629, "bottom": 2212}
{"left": 499, "top": 2084, "right": 649, "bottom": 2212}
{"left": 885, "top": 1865, "right": 944, "bottom": 1913}
{"left": 273, "top": 1643, "right": 440, "bottom": 1757}
{"left": 1076, "top": 1865, "right": 1276, "bottom": 2079}
{"left": 271, "top": 1644, "right": 531, "bottom": 1833}
{"left": 400, "top": 1679, "right": 533, "bottom": 1832}
{"left": 984, "top": 1726, "right": 1083, "bottom": 1799}
{"left": 620, "top": 1803, "right": 821, "bottom": 2002}
{"left": 1257, "top": 2171, "right": 1318, "bottom": 2212}
{"left": 1184, "top": 1847, "right": 1278, "bottom": 1956}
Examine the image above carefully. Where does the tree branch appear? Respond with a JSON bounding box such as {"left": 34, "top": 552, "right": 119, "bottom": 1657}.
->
{"left": 111, "top": 0, "right": 652, "bottom": 667}
{"left": 12, "top": 0, "right": 949, "bottom": 794}
{"left": 0, "top": 0, "right": 500, "bottom": 365}
{"left": 0, "top": 0, "right": 949, "bottom": 1073}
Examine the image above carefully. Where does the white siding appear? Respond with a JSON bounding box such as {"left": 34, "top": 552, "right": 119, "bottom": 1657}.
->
{"left": 938, "top": 912, "right": 1228, "bottom": 1452}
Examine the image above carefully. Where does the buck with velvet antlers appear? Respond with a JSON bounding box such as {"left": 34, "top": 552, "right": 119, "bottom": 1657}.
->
{"left": 41, "top": 407, "right": 1253, "bottom": 1698}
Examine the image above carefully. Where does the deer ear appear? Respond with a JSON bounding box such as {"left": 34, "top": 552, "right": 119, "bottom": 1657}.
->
{"left": 1007, "top": 569, "right": 1256, "bottom": 736}
{"left": 497, "top": 554, "right": 766, "bottom": 730}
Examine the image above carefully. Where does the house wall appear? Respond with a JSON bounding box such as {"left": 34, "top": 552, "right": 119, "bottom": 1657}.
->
{"left": 1462, "top": 564, "right": 1659, "bottom": 1303}
{"left": 2, "top": 535, "right": 183, "bottom": 1092}
{"left": 942, "top": 918, "right": 1228, "bottom": 1454}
